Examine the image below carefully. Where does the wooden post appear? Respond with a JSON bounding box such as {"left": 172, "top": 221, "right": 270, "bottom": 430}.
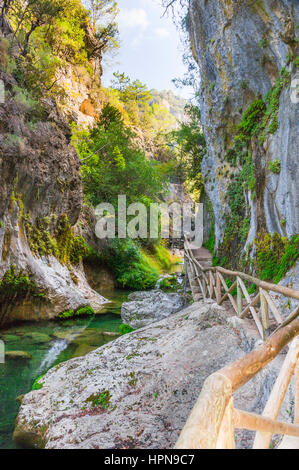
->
{"left": 253, "top": 337, "right": 299, "bottom": 449}
{"left": 216, "top": 272, "right": 221, "bottom": 305}
{"left": 237, "top": 277, "right": 242, "bottom": 317}
{"left": 184, "top": 256, "right": 188, "bottom": 294}
{"left": 295, "top": 359, "right": 299, "bottom": 425}
{"left": 175, "top": 373, "right": 233, "bottom": 449}
{"left": 209, "top": 271, "right": 214, "bottom": 300}
{"left": 260, "top": 288, "right": 269, "bottom": 340}
{"left": 216, "top": 397, "right": 235, "bottom": 449}
{"left": 259, "top": 289, "right": 283, "bottom": 325}
{"left": 234, "top": 409, "right": 299, "bottom": 438}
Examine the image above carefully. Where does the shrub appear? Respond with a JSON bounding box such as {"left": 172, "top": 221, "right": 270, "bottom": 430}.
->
{"left": 100, "top": 239, "right": 159, "bottom": 290}
{"left": 159, "top": 274, "right": 179, "bottom": 292}
{"left": 268, "top": 159, "right": 281, "bottom": 174}
{"left": 0, "top": 266, "right": 45, "bottom": 306}
{"left": 75, "top": 306, "right": 95, "bottom": 316}
{"left": 237, "top": 99, "right": 266, "bottom": 137}
{"left": 58, "top": 305, "right": 95, "bottom": 319}
{"left": 255, "top": 233, "right": 299, "bottom": 283}
{"left": 208, "top": 81, "right": 216, "bottom": 91}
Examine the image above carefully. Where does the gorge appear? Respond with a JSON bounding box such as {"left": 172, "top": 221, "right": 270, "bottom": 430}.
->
{"left": 0, "top": 0, "right": 298, "bottom": 451}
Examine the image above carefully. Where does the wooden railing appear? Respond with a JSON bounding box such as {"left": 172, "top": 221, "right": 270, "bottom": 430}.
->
{"left": 178, "top": 237, "right": 299, "bottom": 449}
{"left": 184, "top": 236, "right": 299, "bottom": 340}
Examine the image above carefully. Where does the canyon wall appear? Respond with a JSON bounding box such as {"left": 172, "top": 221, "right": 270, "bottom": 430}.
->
{"left": 0, "top": 23, "right": 107, "bottom": 325}
{"left": 188, "top": 0, "right": 298, "bottom": 266}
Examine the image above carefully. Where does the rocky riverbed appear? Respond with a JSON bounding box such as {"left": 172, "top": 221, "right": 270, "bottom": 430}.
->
{"left": 13, "top": 300, "right": 293, "bottom": 449}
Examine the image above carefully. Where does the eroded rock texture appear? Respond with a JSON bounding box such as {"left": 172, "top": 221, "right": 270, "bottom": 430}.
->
{"left": 14, "top": 301, "right": 292, "bottom": 449}
{"left": 0, "top": 24, "right": 107, "bottom": 324}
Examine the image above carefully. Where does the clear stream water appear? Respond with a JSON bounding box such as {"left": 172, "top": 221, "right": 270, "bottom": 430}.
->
{"left": 0, "top": 289, "right": 131, "bottom": 449}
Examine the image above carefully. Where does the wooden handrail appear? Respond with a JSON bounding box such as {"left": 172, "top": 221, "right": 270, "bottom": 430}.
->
{"left": 175, "top": 332, "right": 299, "bottom": 449}
{"left": 217, "top": 267, "right": 299, "bottom": 301}
{"left": 184, "top": 235, "right": 299, "bottom": 300}
{"left": 184, "top": 236, "right": 299, "bottom": 339}
{"left": 219, "top": 318, "right": 299, "bottom": 392}
{"left": 179, "top": 236, "right": 299, "bottom": 449}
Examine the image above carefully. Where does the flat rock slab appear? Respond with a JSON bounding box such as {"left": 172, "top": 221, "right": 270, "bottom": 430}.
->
{"left": 14, "top": 301, "right": 290, "bottom": 449}
{"left": 121, "top": 290, "right": 186, "bottom": 329}
{"left": 5, "top": 351, "right": 32, "bottom": 360}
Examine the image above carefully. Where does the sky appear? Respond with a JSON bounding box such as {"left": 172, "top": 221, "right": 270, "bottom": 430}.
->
{"left": 101, "top": 0, "right": 194, "bottom": 100}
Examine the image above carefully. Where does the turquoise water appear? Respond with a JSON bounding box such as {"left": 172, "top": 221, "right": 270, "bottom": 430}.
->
{"left": 0, "top": 290, "right": 130, "bottom": 449}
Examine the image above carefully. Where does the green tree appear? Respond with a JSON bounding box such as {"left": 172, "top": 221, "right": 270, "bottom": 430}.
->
{"left": 170, "top": 104, "right": 206, "bottom": 197}
{"left": 72, "top": 104, "right": 168, "bottom": 209}
{"left": 83, "top": 0, "right": 119, "bottom": 54}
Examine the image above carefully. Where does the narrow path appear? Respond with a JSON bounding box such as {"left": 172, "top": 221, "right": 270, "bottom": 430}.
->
{"left": 186, "top": 244, "right": 212, "bottom": 301}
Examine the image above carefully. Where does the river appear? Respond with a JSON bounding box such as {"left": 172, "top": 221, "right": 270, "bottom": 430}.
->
{"left": 0, "top": 289, "right": 131, "bottom": 449}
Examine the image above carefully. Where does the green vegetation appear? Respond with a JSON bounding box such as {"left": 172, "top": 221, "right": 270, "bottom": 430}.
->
{"left": 170, "top": 104, "right": 206, "bottom": 200}
{"left": 259, "top": 38, "right": 270, "bottom": 48}
{"left": 128, "top": 371, "right": 137, "bottom": 387}
{"left": 0, "top": 266, "right": 45, "bottom": 323}
{"left": 85, "top": 390, "right": 111, "bottom": 409}
{"left": 255, "top": 233, "right": 299, "bottom": 283}
{"left": 58, "top": 305, "right": 95, "bottom": 319}
{"left": 151, "top": 244, "right": 180, "bottom": 272}
{"left": 24, "top": 213, "right": 88, "bottom": 266}
{"left": 0, "top": 265, "right": 45, "bottom": 305}
{"left": 215, "top": 67, "right": 292, "bottom": 269}
{"left": 268, "top": 159, "right": 281, "bottom": 174}
{"left": 32, "top": 374, "right": 46, "bottom": 391}
{"left": 1, "top": 0, "right": 119, "bottom": 99}
{"left": 159, "top": 274, "right": 180, "bottom": 292}
{"left": 72, "top": 103, "right": 168, "bottom": 209}
{"left": 99, "top": 239, "right": 159, "bottom": 290}
{"left": 119, "top": 324, "right": 135, "bottom": 335}
{"left": 208, "top": 81, "right": 216, "bottom": 92}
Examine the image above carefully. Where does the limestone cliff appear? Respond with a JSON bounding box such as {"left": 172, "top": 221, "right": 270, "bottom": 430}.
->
{"left": 188, "top": 0, "right": 298, "bottom": 267}
{"left": 0, "top": 22, "right": 107, "bottom": 325}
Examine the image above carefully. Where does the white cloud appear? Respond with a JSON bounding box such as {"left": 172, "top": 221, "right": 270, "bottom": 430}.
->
{"left": 118, "top": 8, "right": 149, "bottom": 30}
{"left": 154, "top": 27, "right": 170, "bottom": 38}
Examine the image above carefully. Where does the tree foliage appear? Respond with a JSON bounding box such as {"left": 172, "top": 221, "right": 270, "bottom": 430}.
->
{"left": 169, "top": 103, "right": 206, "bottom": 198}
{"left": 72, "top": 103, "right": 168, "bottom": 209}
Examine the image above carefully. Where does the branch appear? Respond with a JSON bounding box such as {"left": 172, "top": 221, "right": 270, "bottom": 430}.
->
{"left": 81, "top": 143, "right": 109, "bottom": 161}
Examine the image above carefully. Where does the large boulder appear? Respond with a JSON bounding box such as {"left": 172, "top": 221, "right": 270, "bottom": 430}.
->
{"left": 13, "top": 301, "right": 293, "bottom": 449}
{"left": 121, "top": 290, "right": 186, "bottom": 329}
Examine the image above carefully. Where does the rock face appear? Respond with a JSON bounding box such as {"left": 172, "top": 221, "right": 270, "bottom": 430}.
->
{"left": 0, "top": 25, "right": 107, "bottom": 324}
{"left": 121, "top": 290, "right": 186, "bottom": 329}
{"left": 14, "top": 301, "right": 293, "bottom": 449}
{"left": 188, "top": 0, "right": 299, "bottom": 260}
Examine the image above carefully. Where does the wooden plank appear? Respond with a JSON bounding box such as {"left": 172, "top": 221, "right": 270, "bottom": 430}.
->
{"left": 175, "top": 373, "right": 233, "bottom": 449}
{"left": 216, "top": 272, "right": 221, "bottom": 305}
{"left": 217, "top": 266, "right": 299, "bottom": 301}
{"left": 270, "top": 305, "right": 299, "bottom": 337}
{"left": 239, "top": 293, "right": 260, "bottom": 319}
{"left": 253, "top": 337, "right": 299, "bottom": 449}
{"left": 234, "top": 409, "right": 299, "bottom": 440}
{"left": 260, "top": 288, "right": 270, "bottom": 340}
{"left": 216, "top": 397, "right": 235, "bottom": 449}
{"left": 219, "top": 281, "right": 238, "bottom": 305}
{"left": 295, "top": 360, "right": 299, "bottom": 425}
{"left": 237, "top": 277, "right": 242, "bottom": 317}
{"left": 237, "top": 278, "right": 264, "bottom": 339}
{"left": 217, "top": 272, "right": 238, "bottom": 314}
{"left": 192, "top": 263, "right": 206, "bottom": 300}
{"left": 260, "top": 289, "right": 283, "bottom": 325}
{"left": 219, "top": 317, "right": 299, "bottom": 392}
{"left": 209, "top": 271, "right": 214, "bottom": 300}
